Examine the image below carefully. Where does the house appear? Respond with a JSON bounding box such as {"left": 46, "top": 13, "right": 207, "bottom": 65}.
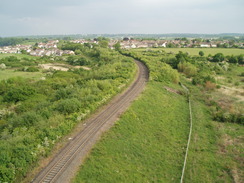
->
{"left": 137, "top": 43, "right": 148, "bottom": 48}
{"left": 200, "top": 44, "right": 211, "bottom": 48}
{"left": 30, "top": 49, "right": 45, "bottom": 56}
{"left": 131, "top": 44, "right": 137, "bottom": 49}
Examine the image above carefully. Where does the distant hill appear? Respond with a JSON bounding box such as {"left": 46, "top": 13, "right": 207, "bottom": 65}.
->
{"left": 7, "top": 33, "right": 244, "bottom": 40}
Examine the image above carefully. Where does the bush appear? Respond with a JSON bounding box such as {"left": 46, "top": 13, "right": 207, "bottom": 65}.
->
{"left": 0, "top": 165, "right": 15, "bottom": 183}
{"left": 3, "top": 86, "right": 35, "bottom": 103}
{"left": 192, "top": 73, "right": 215, "bottom": 86}
{"left": 177, "top": 61, "right": 197, "bottom": 77}
{"left": 54, "top": 88, "right": 74, "bottom": 100}
{"left": 0, "top": 63, "right": 6, "bottom": 70}
{"left": 11, "top": 111, "right": 42, "bottom": 127}
{"left": 56, "top": 98, "right": 81, "bottom": 114}
{"left": 211, "top": 53, "right": 225, "bottom": 62}
{"left": 199, "top": 51, "right": 204, "bottom": 57}
{"left": 234, "top": 82, "right": 240, "bottom": 86}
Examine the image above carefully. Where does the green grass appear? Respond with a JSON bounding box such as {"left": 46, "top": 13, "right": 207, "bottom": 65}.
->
{"left": 73, "top": 78, "right": 243, "bottom": 183}
{"left": 0, "top": 69, "right": 44, "bottom": 81}
{"left": 182, "top": 80, "right": 244, "bottom": 182}
{"left": 0, "top": 53, "right": 36, "bottom": 59}
{"left": 184, "top": 98, "right": 224, "bottom": 182}
{"left": 73, "top": 81, "right": 190, "bottom": 183}
{"left": 134, "top": 48, "right": 244, "bottom": 56}
{"left": 215, "top": 122, "right": 244, "bottom": 181}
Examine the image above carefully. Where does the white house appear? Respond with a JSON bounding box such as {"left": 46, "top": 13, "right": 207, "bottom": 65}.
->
{"left": 200, "top": 44, "right": 211, "bottom": 48}
{"left": 161, "top": 42, "right": 167, "bottom": 47}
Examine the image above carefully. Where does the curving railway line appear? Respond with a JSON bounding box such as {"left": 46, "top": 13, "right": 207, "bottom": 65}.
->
{"left": 32, "top": 60, "right": 149, "bottom": 183}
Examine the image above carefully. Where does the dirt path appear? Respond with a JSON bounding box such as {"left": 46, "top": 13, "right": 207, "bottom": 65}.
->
{"left": 31, "top": 60, "right": 149, "bottom": 183}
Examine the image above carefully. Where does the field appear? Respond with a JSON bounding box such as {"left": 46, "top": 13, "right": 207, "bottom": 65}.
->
{"left": 0, "top": 69, "right": 44, "bottom": 81}
{"left": 134, "top": 48, "right": 244, "bottom": 56}
{"left": 73, "top": 81, "right": 190, "bottom": 182}
{"left": 0, "top": 54, "right": 44, "bottom": 81}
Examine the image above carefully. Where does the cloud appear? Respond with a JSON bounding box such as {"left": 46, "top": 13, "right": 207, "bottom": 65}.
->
{"left": 0, "top": 0, "right": 243, "bottom": 36}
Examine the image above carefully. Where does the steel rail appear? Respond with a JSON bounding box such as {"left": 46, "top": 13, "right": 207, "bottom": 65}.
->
{"left": 32, "top": 60, "right": 148, "bottom": 183}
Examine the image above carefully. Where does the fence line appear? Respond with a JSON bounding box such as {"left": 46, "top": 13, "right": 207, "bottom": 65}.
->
{"left": 180, "top": 84, "right": 193, "bottom": 183}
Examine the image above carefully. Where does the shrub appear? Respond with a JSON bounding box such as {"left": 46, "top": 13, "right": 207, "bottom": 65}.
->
{"left": 234, "top": 82, "right": 240, "bottom": 86}
{"left": 11, "top": 111, "right": 42, "bottom": 127}
{"left": 211, "top": 53, "right": 225, "bottom": 62}
{"left": 177, "top": 61, "right": 197, "bottom": 77}
{"left": 205, "top": 81, "right": 216, "bottom": 90}
{"left": 199, "top": 51, "right": 204, "bottom": 57}
{"left": 0, "top": 165, "right": 15, "bottom": 183}
{"left": 3, "top": 86, "right": 35, "bottom": 103}
{"left": 192, "top": 73, "right": 215, "bottom": 86}
{"left": 0, "top": 63, "right": 6, "bottom": 70}
{"left": 56, "top": 98, "right": 81, "bottom": 114}
{"left": 54, "top": 88, "right": 73, "bottom": 100}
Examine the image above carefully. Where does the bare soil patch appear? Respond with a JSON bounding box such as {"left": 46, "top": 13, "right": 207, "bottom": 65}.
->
{"left": 39, "top": 64, "right": 91, "bottom": 71}
{"left": 39, "top": 63, "right": 69, "bottom": 71}
{"left": 218, "top": 85, "right": 244, "bottom": 102}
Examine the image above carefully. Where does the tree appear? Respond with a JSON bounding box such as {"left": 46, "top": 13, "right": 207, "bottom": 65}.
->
{"left": 20, "top": 49, "right": 28, "bottom": 54}
{"left": 212, "top": 53, "right": 225, "bottom": 62}
{"left": 237, "top": 54, "right": 244, "bottom": 64}
{"left": 113, "top": 42, "right": 121, "bottom": 51}
{"left": 98, "top": 40, "right": 109, "bottom": 48}
{"left": 166, "top": 42, "right": 176, "bottom": 48}
{"left": 199, "top": 51, "right": 204, "bottom": 57}
{"left": 32, "top": 42, "right": 39, "bottom": 50}
{"left": 227, "top": 55, "right": 238, "bottom": 63}
{"left": 175, "top": 51, "right": 189, "bottom": 62}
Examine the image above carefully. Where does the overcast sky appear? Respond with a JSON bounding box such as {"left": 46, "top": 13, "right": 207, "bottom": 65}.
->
{"left": 0, "top": 0, "right": 243, "bottom": 37}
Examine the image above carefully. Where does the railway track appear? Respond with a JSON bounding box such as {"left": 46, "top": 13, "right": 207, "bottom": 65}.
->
{"left": 32, "top": 60, "right": 149, "bottom": 183}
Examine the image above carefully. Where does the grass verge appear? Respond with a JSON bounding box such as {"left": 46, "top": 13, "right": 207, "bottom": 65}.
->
{"left": 73, "top": 81, "right": 189, "bottom": 183}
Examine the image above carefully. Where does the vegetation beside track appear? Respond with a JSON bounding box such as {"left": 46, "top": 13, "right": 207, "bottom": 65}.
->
{"left": 73, "top": 81, "right": 189, "bottom": 182}
{"left": 0, "top": 45, "right": 136, "bottom": 183}
{"left": 74, "top": 47, "right": 243, "bottom": 182}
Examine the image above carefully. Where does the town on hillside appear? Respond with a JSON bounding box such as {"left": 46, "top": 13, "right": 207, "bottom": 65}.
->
{"left": 0, "top": 37, "right": 243, "bottom": 56}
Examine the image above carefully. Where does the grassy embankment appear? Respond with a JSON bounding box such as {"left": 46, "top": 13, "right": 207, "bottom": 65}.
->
{"left": 73, "top": 79, "right": 243, "bottom": 183}
{"left": 73, "top": 80, "right": 191, "bottom": 182}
